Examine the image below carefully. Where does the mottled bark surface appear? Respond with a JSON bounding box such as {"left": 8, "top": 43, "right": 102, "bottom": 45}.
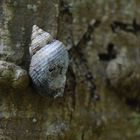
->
{"left": 1, "top": 0, "right": 140, "bottom": 139}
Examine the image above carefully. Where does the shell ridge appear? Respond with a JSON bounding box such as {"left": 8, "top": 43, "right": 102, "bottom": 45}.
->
{"left": 30, "top": 45, "right": 68, "bottom": 75}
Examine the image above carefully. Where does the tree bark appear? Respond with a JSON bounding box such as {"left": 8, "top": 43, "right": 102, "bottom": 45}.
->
{"left": 1, "top": 0, "right": 140, "bottom": 140}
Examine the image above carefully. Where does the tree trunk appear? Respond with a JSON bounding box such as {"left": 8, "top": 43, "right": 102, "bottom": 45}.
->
{"left": 1, "top": 0, "right": 140, "bottom": 139}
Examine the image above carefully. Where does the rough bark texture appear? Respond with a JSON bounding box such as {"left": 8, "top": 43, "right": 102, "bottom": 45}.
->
{"left": 1, "top": 0, "right": 140, "bottom": 139}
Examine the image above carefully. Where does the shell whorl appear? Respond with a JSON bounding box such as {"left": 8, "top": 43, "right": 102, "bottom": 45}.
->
{"left": 29, "top": 25, "right": 53, "bottom": 56}
{"left": 29, "top": 25, "right": 69, "bottom": 98}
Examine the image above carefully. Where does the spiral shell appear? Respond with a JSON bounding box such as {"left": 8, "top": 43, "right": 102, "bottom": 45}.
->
{"left": 0, "top": 60, "right": 29, "bottom": 91}
{"left": 29, "top": 25, "right": 69, "bottom": 98}
{"left": 29, "top": 25, "right": 54, "bottom": 56}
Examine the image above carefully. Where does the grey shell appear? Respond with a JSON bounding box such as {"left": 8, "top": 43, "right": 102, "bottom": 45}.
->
{"left": 29, "top": 25, "right": 53, "bottom": 56}
{"left": 29, "top": 25, "right": 69, "bottom": 98}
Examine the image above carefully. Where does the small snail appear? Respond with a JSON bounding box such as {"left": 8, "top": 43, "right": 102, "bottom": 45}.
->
{"left": 29, "top": 25, "right": 69, "bottom": 98}
{"left": 0, "top": 60, "right": 29, "bottom": 91}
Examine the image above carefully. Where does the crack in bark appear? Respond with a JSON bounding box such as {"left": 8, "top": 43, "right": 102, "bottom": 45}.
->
{"left": 71, "top": 20, "right": 101, "bottom": 103}
{"left": 111, "top": 19, "right": 140, "bottom": 35}
{"left": 57, "top": 0, "right": 101, "bottom": 108}
{"left": 98, "top": 43, "right": 117, "bottom": 61}
{"left": 76, "top": 20, "right": 101, "bottom": 49}
{"left": 81, "top": 130, "right": 85, "bottom": 140}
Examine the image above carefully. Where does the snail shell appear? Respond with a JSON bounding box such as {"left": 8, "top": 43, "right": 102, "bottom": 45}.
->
{"left": 29, "top": 25, "right": 54, "bottom": 56}
{"left": 0, "top": 60, "right": 29, "bottom": 91}
{"left": 29, "top": 25, "right": 69, "bottom": 98}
